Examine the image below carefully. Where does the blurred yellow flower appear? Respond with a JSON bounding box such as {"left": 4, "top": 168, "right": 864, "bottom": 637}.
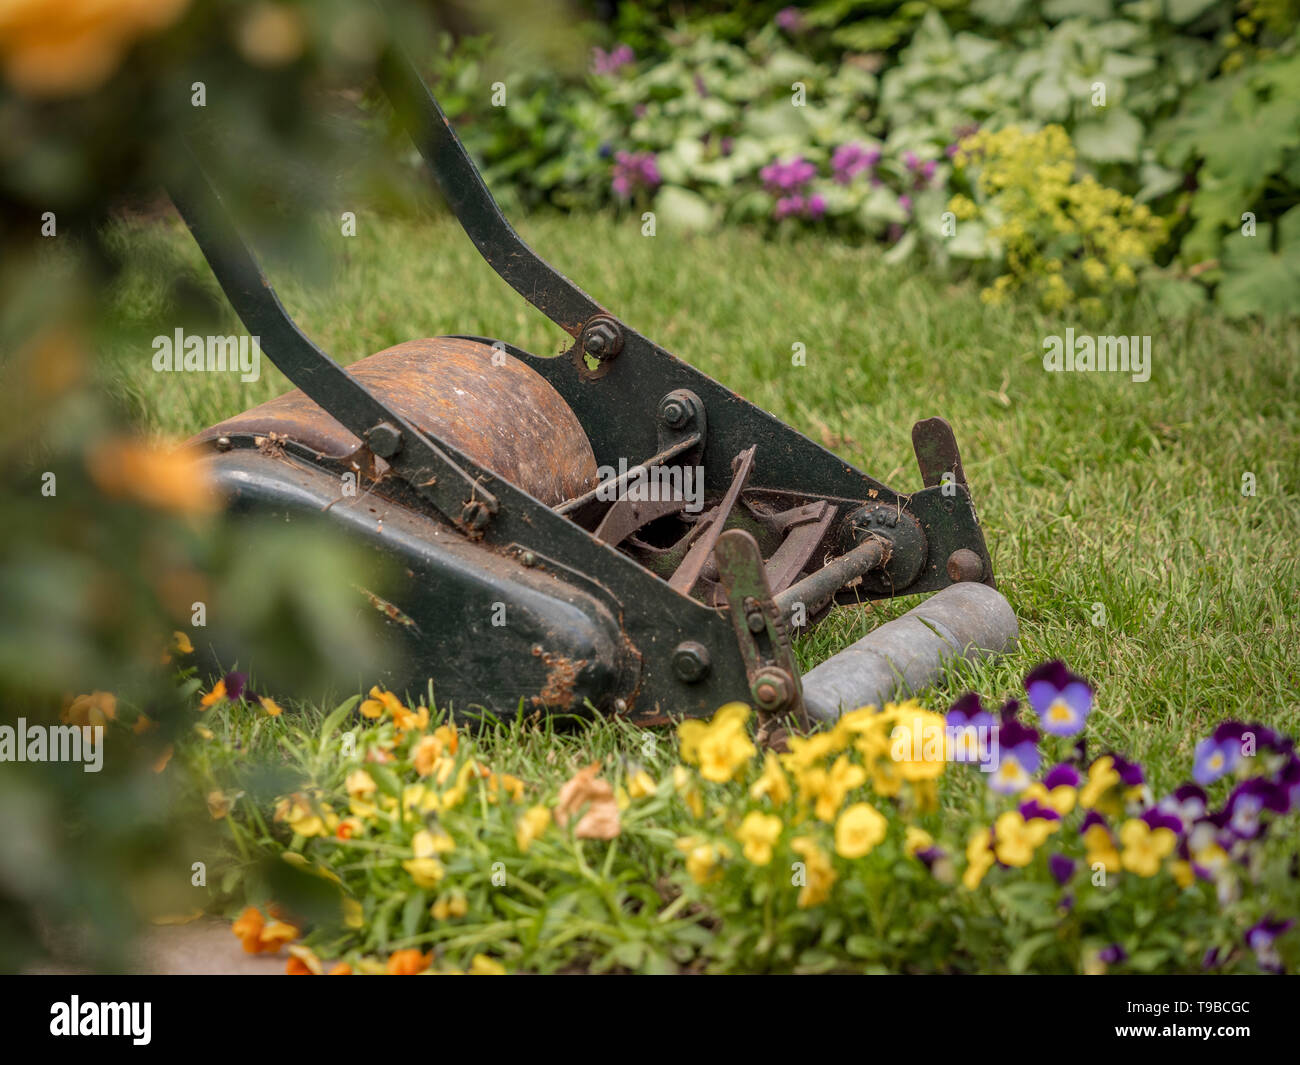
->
{"left": 468, "top": 953, "right": 506, "bottom": 975}
{"left": 735, "top": 811, "right": 782, "bottom": 865}
{"left": 749, "top": 750, "right": 791, "bottom": 805}
{"left": 676, "top": 836, "right": 726, "bottom": 885}
{"left": 86, "top": 434, "right": 217, "bottom": 514}
{"left": 962, "top": 827, "right": 994, "bottom": 890}
{"left": 834, "top": 802, "right": 887, "bottom": 859}
{"left": 359, "top": 685, "right": 402, "bottom": 720}
{"left": 515, "top": 804, "right": 551, "bottom": 853}
{"left": 627, "top": 767, "right": 657, "bottom": 799}
{"left": 791, "top": 837, "right": 836, "bottom": 908}
{"left": 678, "top": 702, "right": 756, "bottom": 783}
{"left": 1119, "top": 819, "right": 1176, "bottom": 877}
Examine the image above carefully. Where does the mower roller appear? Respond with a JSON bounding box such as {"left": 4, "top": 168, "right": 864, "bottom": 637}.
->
{"left": 170, "top": 37, "right": 1018, "bottom": 734}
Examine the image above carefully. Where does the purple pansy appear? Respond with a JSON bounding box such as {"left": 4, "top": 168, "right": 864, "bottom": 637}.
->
{"left": 1194, "top": 721, "right": 1248, "bottom": 785}
{"left": 988, "top": 701, "right": 1041, "bottom": 795}
{"left": 1224, "top": 778, "right": 1288, "bottom": 840}
{"left": 1140, "top": 807, "right": 1184, "bottom": 835}
{"left": 611, "top": 151, "right": 660, "bottom": 201}
{"left": 948, "top": 692, "right": 995, "bottom": 765}
{"left": 1043, "top": 763, "right": 1081, "bottom": 790}
{"left": 1098, "top": 944, "right": 1128, "bottom": 965}
{"left": 223, "top": 671, "right": 248, "bottom": 702}
{"left": 1049, "top": 853, "right": 1076, "bottom": 885}
{"left": 1025, "top": 660, "right": 1094, "bottom": 737}
{"left": 1246, "top": 917, "right": 1294, "bottom": 973}
{"left": 1159, "top": 783, "right": 1208, "bottom": 826}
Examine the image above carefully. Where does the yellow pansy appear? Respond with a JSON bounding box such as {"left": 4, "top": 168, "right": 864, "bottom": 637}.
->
{"left": 790, "top": 837, "right": 836, "bottom": 908}
{"left": 962, "top": 827, "right": 995, "bottom": 890}
{"left": 515, "top": 805, "right": 551, "bottom": 853}
{"left": 1119, "top": 819, "right": 1176, "bottom": 878}
{"left": 679, "top": 702, "right": 756, "bottom": 783}
{"left": 835, "top": 802, "right": 887, "bottom": 859}
{"left": 992, "top": 811, "right": 1038, "bottom": 867}
{"left": 749, "top": 750, "right": 791, "bottom": 805}
{"left": 735, "top": 811, "right": 783, "bottom": 865}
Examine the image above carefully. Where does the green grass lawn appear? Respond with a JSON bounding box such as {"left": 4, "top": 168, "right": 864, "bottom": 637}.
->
{"left": 100, "top": 207, "right": 1299, "bottom": 795}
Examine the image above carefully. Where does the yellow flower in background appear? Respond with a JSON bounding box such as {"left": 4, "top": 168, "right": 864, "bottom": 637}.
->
{"left": 206, "top": 789, "right": 232, "bottom": 820}
{"left": 1024, "top": 779, "right": 1077, "bottom": 816}
{"left": 627, "top": 767, "right": 657, "bottom": 800}
{"left": 359, "top": 685, "right": 403, "bottom": 720}
{"left": 412, "top": 734, "right": 441, "bottom": 776}
{"left": 1083, "top": 822, "right": 1121, "bottom": 873}
{"left": 676, "top": 836, "right": 725, "bottom": 885}
{"left": 812, "top": 754, "right": 867, "bottom": 822}
{"left": 835, "top": 802, "right": 887, "bottom": 859}
{"left": 286, "top": 943, "right": 323, "bottom": 976}
{"left": 488, "top": 772, "right": 525, "bottom": 803}
{"left": 887, "top": 707, "right": 948, "bottom": 782}
{"left": 904, "top": 826, "right": 934, "bottom": 858}
{"left": 991, "top": 811, "right": 1039, "bottom": 867}
{"left": 273, "top": 793, "right": 330, "bottom": 838}
{"left": 963, "top": 827, "right": 995, "bottom": 890}
{"left": 673, "top": 765, "right": 704, "bottom": 818}
{"left": 62, "top": 691, "right": 117, "bottom": 727}
{"left": 515, "top": 804, "right": 551, "bottom": 853}
{"left": 431, "top": 890, "right": 468, "bottom": 921}
{"left": 1079, "top": 756, "right": 1123, "bottom": 814}
{"left": 402, "top": 855, "right": 445, "bottom": 889}
{"left": 260, "top": 696, "right": 283, "bottom": 717}
{"left": 469, "top": 953, "right": 506, "bottom": 975}
{"left": 1119, "top": 819, "right": 1176, "bottom": 877}
{"left": 735, "top": 811, "right": 783, "bottom": 865}
{"left": 791, "top": 837, "right": 836, "bottom": 908}
{"left": 678, "top": 702, "right": 756, "bottom": 782}
{"left": 170, "top": 630, "right": 194, "bottom": 656}
{"left": 391, "top": 702, "right": 429, "bottom": 734}
{"left": 749, "top": 750, "right": 791, "bottom": 805}
{"left": 0, "top": 0, "right": 190, "bottom": 97}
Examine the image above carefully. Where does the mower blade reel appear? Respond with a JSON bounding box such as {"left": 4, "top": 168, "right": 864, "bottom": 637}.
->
{"left": 800, "top": 582, "right": 1018, "bottom": 724}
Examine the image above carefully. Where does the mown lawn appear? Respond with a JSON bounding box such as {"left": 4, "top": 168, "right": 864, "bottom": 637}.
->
{"left": 99, "top": 207, "right": 1299, "bottom": 794}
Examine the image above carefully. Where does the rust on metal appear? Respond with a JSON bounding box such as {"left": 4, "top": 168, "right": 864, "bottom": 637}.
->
{"left": 530, "top": 647, "right": 585, "bottom": 709}
{"left": 191, "top": 337, "right": 597, "bottom": 507}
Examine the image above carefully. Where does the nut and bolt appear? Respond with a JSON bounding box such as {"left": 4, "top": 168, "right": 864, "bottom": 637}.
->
{"left": 215, "top": 436, "right": 233, "bottom": 452}
{"left": 659, "top": 394, "right": 691, "bottom": 429}
{"left": 751, "top": 668, "right": 793, "bottom": 712}
{"left": 580, "top": 317, "right": 623, "bottom": 363}
{"left": 672, "top": 641, "right": 711, "bottom": 683}
{"left": 946, "top": 547, "right": 984, "bottom": 583}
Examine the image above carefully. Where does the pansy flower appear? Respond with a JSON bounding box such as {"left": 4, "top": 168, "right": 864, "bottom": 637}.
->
{"left": 1246, "top": 917, "right": 1294, "bottom": 974}
{"left": 1224, "top": 777, "right": 1288, "bottom": 840}
{"left": 1080, "top": 811, "right": 1120, "bottom": 872}
{"left": 1194, "top": 722, "right": 1247, "bottom": 785}
{"left": 987, "top": 701, "right": 1040, "bottom": 795}
{"left": 1025, "top": 763, "right": 1080, "bottom": 816}
{"left": 1049, "top": 853, "right": 1076, "bottom": 885}
{"left": 1097, "top": 943, "right": 1128, "bottom": 965}
{"left": 946, "top": 692, "right": 995, "bottom": 764}
{"left": 611, "top": 151, "right": 661, "bottom": 201}
{"left": 1158, "top": 783, "right": 1208, "bottom": 827}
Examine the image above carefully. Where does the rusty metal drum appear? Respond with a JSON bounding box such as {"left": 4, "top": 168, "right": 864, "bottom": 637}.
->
{"left": 192, "top": 337, "right": 597, "bottom": 506}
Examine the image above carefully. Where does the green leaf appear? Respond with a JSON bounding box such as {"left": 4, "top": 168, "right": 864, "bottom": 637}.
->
{"left": 1216, "top": 208, "right": 1300, "bottom": 317}
{"left": 1073, "top": 107, "right": 1143, "bottom": 163}
{"left": 1008, "top": 931, "right": 1058, "bottom": 973}
{"left": 1166, "top": 0, "right": 1220, "bottom": 24}
{"left": 653, "top": 185, "right": 717, "bottom": 234}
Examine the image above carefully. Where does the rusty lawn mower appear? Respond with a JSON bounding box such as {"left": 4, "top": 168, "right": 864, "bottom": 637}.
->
{"left": 168, "top": 36, "right": 1018, "bottom": 737}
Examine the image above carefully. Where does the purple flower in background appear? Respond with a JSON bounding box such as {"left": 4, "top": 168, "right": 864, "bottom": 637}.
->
{"left": 774, "top": 195, "right": 805, "bottom": 220}
{"left": 1140, "top": 807, "right": 1184, "bottom": 835}
{"left": 989, "top": 702, "right": 1041, "bottom": 795}
{"left": 1194, "top": 725, "right": 1245, "bottom": 785}
{"left": 1025, "top": 660, "right": 1094, "bottom": 737}
{"left": 1111, "top": 753, "right": 1144, "bottom": 788}
{"left": 223, "top": 671, "right": 247, "bottom": 701}
{"left": 611, "top": 151, "right": 660, "bottom": 200}
{"left": 898, "top": 195, "right": 913, "bottom": 215}
{"left": 948, "top": 692, "right": 995, "bottom": 765}
{"left": 831, "top": 143, "right": 880, "bottom": 185}
{"left": 1224, "top": 777, "right": 1288, "bottom": 839}
{"left": 775, "top": 7, "right": 805, "bottom": 34}
{"left": 591, "top": 43, "right": 634, "bottom": 76}
{"left": 694, "top": 74, "right": 709, "bottom": 98}
{"left": 1246, "top": 916, "right": 1294, "bottom": 973}
{"left": 760, "top": 156, "right": 817, "bottom": 195}
{"left": 806, "top": 193, "right": 826, "bottom": 219}
{"left": 1019, "top": 799, "right": 1060, "bottom": 825}
{"left": 1098, "top": 944, "right": 1128, "bottom": 965}
{"left": 720, "top": 136, "right": 734, "bottom": 157}
{"left": 1049, "top": 854, "right": 1076, "bottom": 885}
{"left": 1043, "top": 763, "right": 1080, "bottom": 790}
{"left": 1159, "top": 783, "right": 1208, "bottom": 826}
{"left": 903, "top": 151, "right": 919, "bottom": 171}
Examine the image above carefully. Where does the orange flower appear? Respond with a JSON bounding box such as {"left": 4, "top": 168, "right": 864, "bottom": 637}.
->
{"left": 199, "top": 678, "right": 227, "bottom": 708}
{"left": 385, "top": 949, "right": 432, "bottom": 975}
{"left": 232, "top": 905, "right": 300, "bottom": 955}
{"left": 328, "top": 963, "right": 352, "bottom": 975}
{"left": 359, "top": 686, "right": 403, "bottom": 720}
{"left": 0, "top": 0, "right": 191, "bottom": 98}
{"left": 391, "top": 703, "right": 429, "bottom": 733}
{"left": 259, "top": 696, "right": 283, "bottom": 717}
{"left": 62, "top": 691, "right": 117, "bottom": 727}
{"left": 555, "top": 762, "right": 621, "bottom": 840}
{"left": 86, "top": 434, "right": 217, "bottom": 514}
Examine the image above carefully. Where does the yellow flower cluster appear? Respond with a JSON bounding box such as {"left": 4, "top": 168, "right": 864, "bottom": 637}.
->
{"left": 950, "top": 125, "right": 1165, "bottom": 311}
